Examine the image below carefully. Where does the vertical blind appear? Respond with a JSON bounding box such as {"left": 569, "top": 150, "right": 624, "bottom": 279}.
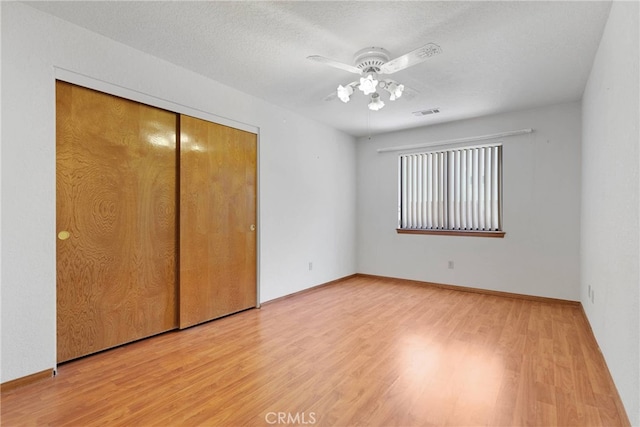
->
{"left": 399, "top": 144, "right": 502, "bottom": 231}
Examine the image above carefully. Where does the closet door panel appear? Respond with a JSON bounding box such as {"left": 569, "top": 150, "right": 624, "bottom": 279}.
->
{"left": 56, "top": 81, "right": 178, "bottom": 363}
{"left": 180, "top": 115, "right": 257, "bottom": 328}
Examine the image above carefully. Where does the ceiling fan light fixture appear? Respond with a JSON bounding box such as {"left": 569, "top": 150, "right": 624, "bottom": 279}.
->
{"left": 337, "top": 84, "right": 353, "bottom": 103}
{"left": 309, "top": 42, "right": 442, "bottom": 113}
{"left": 387, "top": 82, "right": 405, "bottom": 101}
{"left": 368, "top": 93, "right": 385, "bottom": 111}
{"left": 359, "top": 74, "right": 379, "bottom": 95}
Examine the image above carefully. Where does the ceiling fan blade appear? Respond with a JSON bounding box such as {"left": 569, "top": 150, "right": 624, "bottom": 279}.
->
{"left": 379, "top": 43, "right": 442, "bottom": 75}
{"left": 307, "top": 55, "right": 363, "bottom": 75}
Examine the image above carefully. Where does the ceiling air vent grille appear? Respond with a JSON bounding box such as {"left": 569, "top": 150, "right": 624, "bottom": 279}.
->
{"left": 412, "top": 108, "right": 440, "bottom": 117}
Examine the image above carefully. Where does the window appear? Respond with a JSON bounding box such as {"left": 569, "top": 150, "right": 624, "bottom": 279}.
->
{"left": 397, "top": 144, "right": 504, "bottom": 237}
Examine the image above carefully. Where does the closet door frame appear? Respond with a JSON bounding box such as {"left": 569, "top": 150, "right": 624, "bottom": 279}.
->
{"left": 54, "top": 70, "right": 261, "bottom": 364}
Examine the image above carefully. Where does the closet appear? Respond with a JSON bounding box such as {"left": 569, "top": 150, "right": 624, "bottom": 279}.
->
{"left": 56, "top": 81, "right": 257, "bottom": 363}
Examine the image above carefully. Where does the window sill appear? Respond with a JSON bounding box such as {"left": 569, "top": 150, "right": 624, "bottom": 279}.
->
{"left": 396, "top": 228, "right": 506, "bottom": 238}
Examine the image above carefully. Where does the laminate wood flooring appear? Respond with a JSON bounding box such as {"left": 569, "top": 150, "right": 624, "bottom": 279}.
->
{"left": 1, "top": 275, "right": 629, "bottom": 426}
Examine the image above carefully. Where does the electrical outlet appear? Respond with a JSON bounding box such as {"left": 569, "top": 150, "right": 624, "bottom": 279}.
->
{"left": 308, "top": 262, "right": 313, "bottom": 271}
{"left": 592, "top": 290, "right": 595, "bottom": 304}
{"left": 448, "top": 261, "right": 454, "bottom": 269}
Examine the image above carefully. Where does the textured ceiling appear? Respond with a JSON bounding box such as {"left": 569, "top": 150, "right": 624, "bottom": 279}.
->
{"left": 26, "top": 1, "right": 612, "bottom": 137}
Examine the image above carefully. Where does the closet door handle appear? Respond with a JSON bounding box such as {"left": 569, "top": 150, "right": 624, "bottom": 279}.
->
{"left": 250, "top": 224, "right": 256, "bottom": 231}
{"left": 58, "top": 231, "right": 71, "bottom": 240}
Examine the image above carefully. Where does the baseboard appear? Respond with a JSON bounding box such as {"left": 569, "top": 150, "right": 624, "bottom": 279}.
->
{"left": 1, "top": 369, "right": 54, "bottom": 393}
{"left": 260, "top": 273, "right": 358, "bottom": 306}
{"left": 355, "top": 273, "right": 580, "bottom": 305}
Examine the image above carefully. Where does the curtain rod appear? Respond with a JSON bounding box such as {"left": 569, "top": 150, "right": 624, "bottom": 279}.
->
{"left": 376, "top": 128, "right": 534, "bottom": 154}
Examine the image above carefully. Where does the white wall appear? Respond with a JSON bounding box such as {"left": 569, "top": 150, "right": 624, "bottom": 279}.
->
{"left": 0, "top": 3, "right": 356, "bottom": 383}
{"left": 357, "top": 102, "right": 582, "bottom": 301}
{"left": 581, "top": 1, "right": 639, "bottom": 425}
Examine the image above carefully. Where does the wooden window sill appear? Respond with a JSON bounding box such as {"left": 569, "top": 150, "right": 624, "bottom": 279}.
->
{"left": 396, "top": 228, "right": 506, "bottom": 238}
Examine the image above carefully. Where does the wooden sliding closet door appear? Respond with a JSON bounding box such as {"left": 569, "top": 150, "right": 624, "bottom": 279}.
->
{"left": 56, "top": 81, "right": 178, "bottom": 363}
{"left": 179, "top": 115, "right": 257, "bottom": 328}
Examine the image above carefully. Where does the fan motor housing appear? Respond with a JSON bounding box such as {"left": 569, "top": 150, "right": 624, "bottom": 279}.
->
{"left": 354, "top": 47, "right": 390, "bottom": 73}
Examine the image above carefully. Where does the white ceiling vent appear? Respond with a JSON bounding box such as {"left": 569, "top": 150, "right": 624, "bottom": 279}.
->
{"left": 412, "top": 108, "right": 440, "bottom": 116}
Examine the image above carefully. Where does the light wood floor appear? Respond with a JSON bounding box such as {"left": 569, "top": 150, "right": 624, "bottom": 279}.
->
{"left": 1, "top": 275, "right": 629, "bottom": 426}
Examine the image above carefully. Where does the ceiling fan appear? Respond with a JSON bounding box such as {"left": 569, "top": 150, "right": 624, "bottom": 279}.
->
{"left": 308, "top": 43, "right": 442, "bottom": 111}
